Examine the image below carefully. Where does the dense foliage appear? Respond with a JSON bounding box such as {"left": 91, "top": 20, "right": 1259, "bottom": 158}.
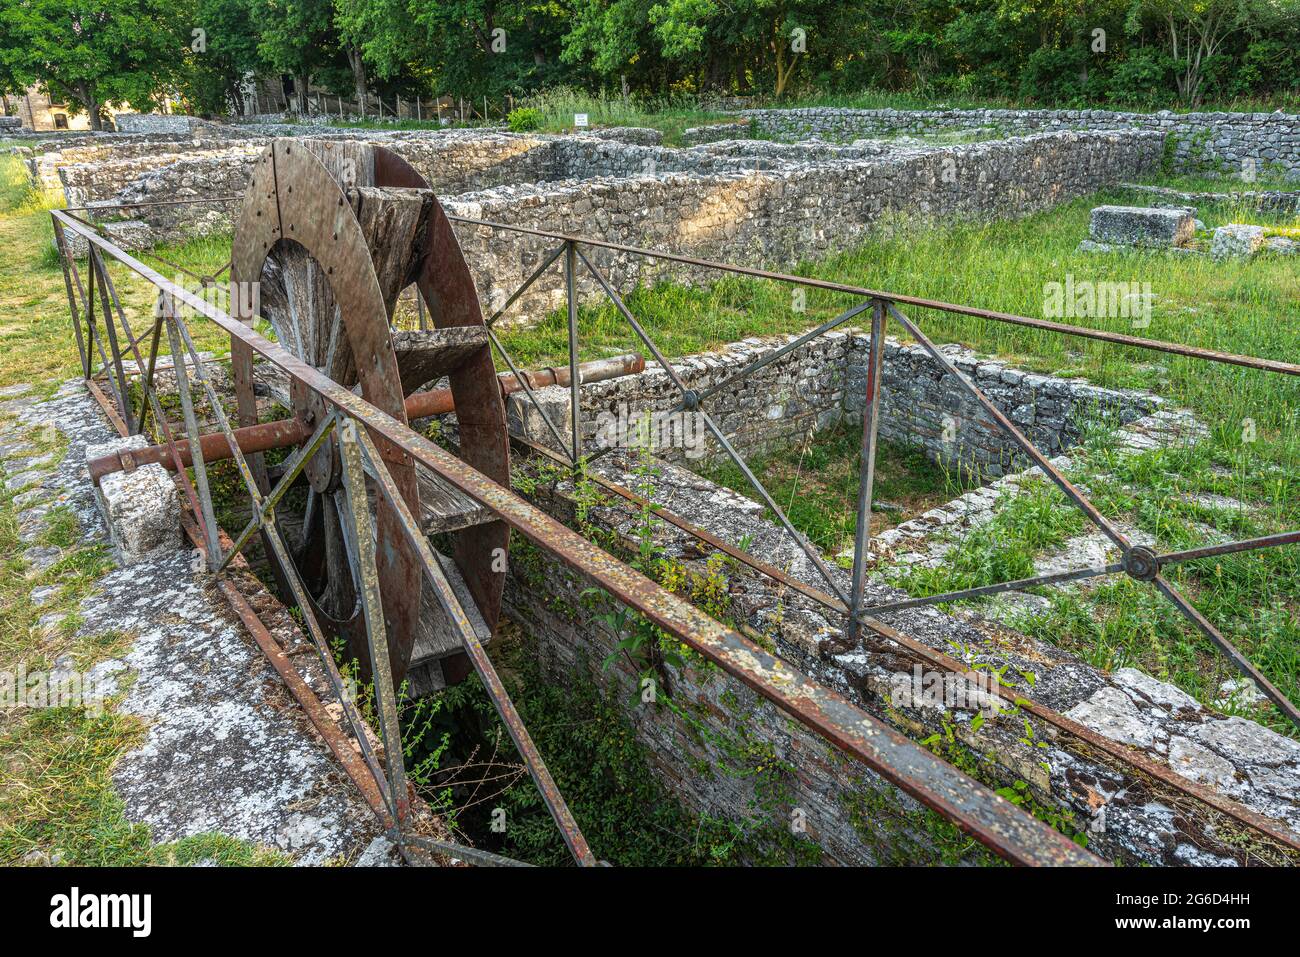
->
{"left": 1, "top": 0, "right": 1298, "bottom": 121}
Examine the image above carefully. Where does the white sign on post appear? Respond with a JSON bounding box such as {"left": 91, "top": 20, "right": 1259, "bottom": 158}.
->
{"left": 574, "top": 113, "right": 589, "bottom": 128}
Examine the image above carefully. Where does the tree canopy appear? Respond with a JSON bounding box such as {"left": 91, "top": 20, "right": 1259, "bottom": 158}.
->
{"left": 0, "top": 0, "right": 190, "bottom": 127}
{"left": 1, "top": 0, "right": 1296, "bottom": 122}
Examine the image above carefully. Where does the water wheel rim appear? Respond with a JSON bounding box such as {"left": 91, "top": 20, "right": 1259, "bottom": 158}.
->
{"left": 230, "top": 140, "right": 423, "bottom": 684}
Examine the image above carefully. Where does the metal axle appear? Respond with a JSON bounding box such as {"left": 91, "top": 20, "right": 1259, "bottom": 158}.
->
{"left": 87, "top": 352, "right": 644, "bottom": 483}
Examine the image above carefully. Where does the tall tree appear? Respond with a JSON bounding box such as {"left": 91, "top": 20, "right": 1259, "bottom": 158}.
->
{"left": 251, "top": 0, "right": 334, "bottom": 111}
{"left": 184, "top": 0, "right": 265, "bottom": 114}
{"left": 645, "top": 0, "right": 844, "bottom": 96}
{"left": 0, "top": 0, "right": 189, "bottom": 129}
{"left": 1126, "top": 0, "right": 1293, "bottom": 107}
{"left": 403, "top": 0, "right": 571, "bottom": 99}
{"left": 333, "top": 0, "right": 418, "bottom": 111}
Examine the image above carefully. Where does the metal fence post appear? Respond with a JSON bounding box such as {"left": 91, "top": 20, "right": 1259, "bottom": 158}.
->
{"left": 848, "top": 298, "right": 886, "bottom": 641}
{"left": 565, "top": 240, "right": 582, "bottom": 467}
{"left": 164, "top": 309, "right": 222, "bottom": 567}
{"left": 337, "top": 417, "right": 412, "bottom": 838}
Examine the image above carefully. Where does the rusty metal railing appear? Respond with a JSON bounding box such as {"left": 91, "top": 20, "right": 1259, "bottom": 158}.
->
{"left": 456, "top": 218, "right": 1300, "bottom": 735}
{"left": 448, "top": 219, "right": 1300, "bottom": 859}
{"left": 50, "top": 205, "right": 1120, "bottom": 867}
{"left": 55, "top": 182, "right": 1300, "bottom": 864}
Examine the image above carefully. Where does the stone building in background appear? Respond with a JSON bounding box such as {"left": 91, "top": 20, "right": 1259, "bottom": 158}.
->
{"left": 4, "top": 84, "right": 126, "bottom": 132}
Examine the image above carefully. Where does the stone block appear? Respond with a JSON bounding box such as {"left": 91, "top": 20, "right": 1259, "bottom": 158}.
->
{"left": 1089, "top": 205, "right": 1194, "bottom": 247}
{"left": 506, "top": 385, "right": 572, "bottom": 456}
{"left": 1211, "top": 224, "right": 1268, "bottom": 258}
{"left": 87, "top": 435, "right": 180, "bottom": 565}
{"left": 62, "top": 218, "right": 157, "bottom": 258}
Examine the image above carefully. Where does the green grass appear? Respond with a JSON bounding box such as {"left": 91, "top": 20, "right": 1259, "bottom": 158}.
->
{"left": 896, "top": 480, "right": 1088, "bottom": 595}
{"left": 703, "top": 424, "right": 976, "bottom": 555}
{"left": 322, "top": 87, "right": 735, "bottom": 145}
{"left": 0, "top": 151, "right": 305, "bottom": 866}
{"left": 510, "top": 87, "right": 733, "bottom": 144}
{"left": 1127, "top": 169, "right": 1300, "bottom": 194}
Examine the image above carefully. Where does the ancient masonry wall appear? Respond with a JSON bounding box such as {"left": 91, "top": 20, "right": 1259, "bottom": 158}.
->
{"left": 103, "top": 133, "right": 848, "bottom": 237}
{"left": 846, "top": 335, "right": 1158, "bottom": 478}
{"left": 112, "top": 113, "right": 205, "bottom": 135}
{"left": 536, "top": 330, "right": 1154, "bottom": 478}
{"left": 448, "top": 129, "right": 1162, "bottom": 324}
{"left": 20, "top": 135, "right": 246, "bottom": 193}
{"left": 58, "top": 145, "right": 267, "bottom": 208}
{"left": 501, "top": 445, "right": 1300, "bottom": 865}
{"left": 84, "top": 127, "right": 1159, "bottom": 300}
{"left": 742, "top": 107, "right": 1300, "bottom": 178}
{"left": 114, "top": 131, "right": 563, "bottom": 236}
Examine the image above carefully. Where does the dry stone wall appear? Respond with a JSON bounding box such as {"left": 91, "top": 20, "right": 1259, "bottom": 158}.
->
{"left": 449, "top": 129, "right": 1162, "bottom": 324}
{"left": 43, "top": 125, "right": 1159, "bottom": 290}
{"left": 59, "top": 145, "right": 266, "bottom": 207}
{"left": 513, "top": 330, "right": 1155, "bottom": 479}
{"left": 847, "top": 336, "right": 1158, "bottom": 478}
{"left": 502, "top": 445, "right": 1300, "bottom": 865}
{"left": 743, "top": 107, "right": 1300, "bottom": 179}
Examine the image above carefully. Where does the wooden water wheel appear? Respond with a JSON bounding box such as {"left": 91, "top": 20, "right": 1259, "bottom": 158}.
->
{"left": 229, "top": 139, "right": 510, "bottom": 694}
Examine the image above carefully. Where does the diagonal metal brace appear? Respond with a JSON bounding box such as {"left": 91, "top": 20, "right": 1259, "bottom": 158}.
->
{"left": 217, "top": 415, "right": 337, "bottom": 572}
{"left": 353, "top": 422, "right": 600, "bottom": 867}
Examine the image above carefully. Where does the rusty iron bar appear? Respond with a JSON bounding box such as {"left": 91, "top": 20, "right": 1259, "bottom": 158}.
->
{"left": 447, "top": 216, "right": 1300, "bottom": 379}
{"left": 164, "top": 313, "right": 222, "bottom": 565}
{"left": 352, "top": 424, "right": 600, "bottom": 867}
{"left": 245, "top": 489, "right": 396, "bottom": 815}
{"left": 403, "top": 833, "right": 533, "bottom": 868}
{"left": 84, "top": 377, "right": 129, "bottom": 436}
{"left": 87, "top": 247, "right": 135, "bottom": 432}
{"left": 85, "top": 262, "right": 117, "bottom": 386}
{"left": 580, "top": 294, "right": 875, "bottom": 469}
{"left": 884, "top": 301, "right": 1299, "bottom": 729}
{"left": 695, "top": 297, "right": 875, "bottom": 408}
{"left": 134, "top": 313, "right": 164, "bottom": 436}
{"left": 485, "top": 241, "right": 567, "bottom": 328}
{"left": 486, "top": 325, "right": 575, "bottom": 462}
{"left": 54, "top": 213, "right": 1103, "bottom": 866}
{"left": 337, "top": 417, "right": 412, "bottom": 833}
{"left": 217, "top": 416, "right": 337, "bottom": 573}
{"left": 565, "top": 241, "right": 583, "bottom": 466}
{"left": 72, "top": 261, "right": 213, "bottom": 556}
{"left": 1153, "top": 575, "right": 1300, "bottom": 728}
{"left": 85, "top": 353, "right": 645, "bottom": 482}
{"left": 847, "top": 300, "right": 886, "bottom": 642}
{"left": 886, "top": 302, "right": 1134, "bottom": 555}
{"left": 510, "top": 431, "right": 1300, "bottom": 854}
{"left": 89, "top": 414, "right": 315, "bottom": 484}
{"left": 861, "top": 563, "right": 1126, "bottom": 615}
{"left": 411, "top": 351, "right": 642, "bottom": 418}
{"left": 575, "top": 243, "right": 853, "bottom": 606}
{"left": 50, "top": 218, "right": 90, "bottom": 378}
{"left": 1156, "top": 530, "right": 1300, "bottom": 567}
